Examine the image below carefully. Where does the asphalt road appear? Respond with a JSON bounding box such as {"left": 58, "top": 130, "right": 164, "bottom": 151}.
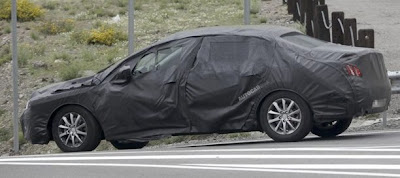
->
{"left": 1, "top": 130, "right": 400, "bottom": 178}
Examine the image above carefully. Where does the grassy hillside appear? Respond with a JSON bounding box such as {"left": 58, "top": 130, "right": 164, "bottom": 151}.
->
{"left": 0, "top": 0, "right": 299, "bottom": 155}
{"left": 1, "top": 0, "right": 264, "bottom": 80}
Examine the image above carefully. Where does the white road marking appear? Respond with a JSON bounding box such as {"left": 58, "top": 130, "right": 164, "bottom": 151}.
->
{"left": 2, "top": 154, "right": 400, "bottom": 162}
{"left": 188, "top": 164, "right": 400, "bottom": 170}
{"left": 341, "top": 130, "right": 400, "bottom": 137}
{"left": 1, "top": 162, "right": 400, "bottom": 178}
{"left": 8, "top": 146, "right": 400, "bottom": 159}
{"left": 7, "top": 130, "right": 399, "bottom": 158}
{"left": 360, "top": 145, "right": 400, "bottom": 149}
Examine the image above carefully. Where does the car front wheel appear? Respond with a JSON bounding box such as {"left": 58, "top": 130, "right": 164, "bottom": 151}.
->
{"left": 52, "top": 106, "right": 102, "bottom": 152}
{"left": 260, "top": 91, "right": 312, "bottom": 142}
{"left": 110, "top": 140, "right": 148, "bottom": 150}
{"left": 311, "top": 118, "right": 352, "bottom": 138}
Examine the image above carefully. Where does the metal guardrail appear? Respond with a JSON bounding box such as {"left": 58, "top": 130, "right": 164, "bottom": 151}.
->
{"left": 388, "top": 71, "right": 400, "bottom": 94}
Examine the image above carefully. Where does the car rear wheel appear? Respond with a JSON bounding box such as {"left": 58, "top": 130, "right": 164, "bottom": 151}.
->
{"left": 52, "top": 106, "right": 102, "bottom": 152}
{"left": 260, "top": 91, "right": 312, "bottom": 142}
{"left": 110, "top": 140, "right": 148, "bottom": 150}
{"left": 311, "top": 118, "right": 352, "bottom": 138}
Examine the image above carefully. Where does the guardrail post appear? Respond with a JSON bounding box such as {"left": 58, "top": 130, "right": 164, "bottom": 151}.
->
{"left": 382, "top": 111, "right": 387, "bottom": 128}
{"left": 293, "top": 0, "right": 301, "bottom": 21}
{"left": 128, "top": 0, "right": 135, "bottom": 54}
{"left": 300, "top": 0, "right": 306, "bottom": 24}
{"left": 287, "top": 0, "right": 295, "bottom": 14}
{"left": 314, "top": 0, "right": 325, "bottom": 6}
{"left": 314, "top": 5, "right": 330, "bottom": 42}
{"left": 389, "top": 71, "right": 400, "bottom": 94}
{"left": 357, "top": 29, "right": 374, "bottom": 48}
{"left": 344, "top": 18, "right": 357, "bottom": 46}
{"left": 244, "top": 0, "right": 250, "bottom": 25}
{"left": 11, "top": 0, "right": 19, "bottom": 153}
{"left": 303, "top": 0, "right": 315, "bottom": 36}
{"left": 332, "top": 11, "right": 345, "bottom": 45}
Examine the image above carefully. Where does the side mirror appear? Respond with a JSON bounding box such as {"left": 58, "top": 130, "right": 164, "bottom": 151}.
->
{"left": 111, "top": 65, "right": 131, "bottom": 85}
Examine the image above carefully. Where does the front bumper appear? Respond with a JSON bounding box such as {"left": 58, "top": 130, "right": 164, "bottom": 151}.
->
{"left": 20, "top": 107, "right": 51, "bottom": 144}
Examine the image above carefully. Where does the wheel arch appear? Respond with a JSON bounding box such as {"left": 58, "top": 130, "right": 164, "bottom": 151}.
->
{"left": 47, "top": 104, "right": 105, "bottom": 140}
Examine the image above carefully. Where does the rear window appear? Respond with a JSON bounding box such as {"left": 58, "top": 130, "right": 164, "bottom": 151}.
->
{"left": 281, "top": 32, "right": 327, "bottom": 48}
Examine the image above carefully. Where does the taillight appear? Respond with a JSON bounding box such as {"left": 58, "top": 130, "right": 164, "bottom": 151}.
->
{"left": 345, "top": 64, "right": 362, "bottom": 77}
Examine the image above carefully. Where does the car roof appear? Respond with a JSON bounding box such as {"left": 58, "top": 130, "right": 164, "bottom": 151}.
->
{"left": 153, "top": 25, "right": 300, "bottom": 46}
{"left": 101, "top": 26, "right": 299, "bottom": 83}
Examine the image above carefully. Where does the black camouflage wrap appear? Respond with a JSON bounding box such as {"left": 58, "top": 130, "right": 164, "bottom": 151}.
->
{"left": 20, "top": 26, "right": 391, "bottom": 144}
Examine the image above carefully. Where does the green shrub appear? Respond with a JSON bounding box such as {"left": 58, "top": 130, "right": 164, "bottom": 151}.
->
{"left": 89, "top": 8, "right": 116, "bottom": 17}
{"left": 32, "top": 44, "right": 46, "bottom": 56}
{"left": 0, "top": 108, "right": 5, "bottom": 117}
{"left": 18, "top": 45, "right": 33, "bottom": 67}
{"left": 42, "top": 1, "right": 59, "bottom": 10}
{"left": 119, "top": 9, "right": 127, "bottom": 15}
{"left": 39, "top": 19, "right": 75, "bottom": 35}
{"left": 135, "top": 1, "right": 143, "bottom": 10}
{"left": 113, "top": 0, "right": 128, "bottom": 8}
{"left": 82, "top": 50, "right": 96, "bottom": 62}
{"left": 4, "top": 26, "right": 11, "bottom": 34}
{"left": 259, "top": 17, "right": 267, "bottom": 23}
{"left": 87, "top": 25, "right": 127, "bottom": 46}
{"left": 71, "top": 30, "right": 90, "bottom": 44}
{"left": 176, "top": 3, "right": 187, "bottom": 10}
{"left": 250, "top": 0, "right": 260, "bottom": 15}
{"left": 0, "top": 44, "right": 11, "bottom": 66}
{"left": 88, "top": 26, "right": 116, "bottom": 46}
{"left": 0, "top": 55, "right": 11, "bottom": 66}
{"left": 104, "top": 47, "right": 121, "bottom": 64}
{"left": 59, "top": 63, "right": 83, "bottom": 81}
{"left": 19, "top": 131, "right": 26, "bottom": 146}
{"left": 30, "top": 32, "right": 39, "bottom": 41}
{"left": 0, "top": 0, "right": 44, "bottom": 22}
{"left": 62, "top": 5, "right": 71, "bottom": 11}
{"left": 93, "top": 21, "right": 104, "bottom": 28}
{"left": 0, "top": 127, "right": 11, "bottom": 142}
{"left": 54, "top": 52, "right": 71, "bottom": 62}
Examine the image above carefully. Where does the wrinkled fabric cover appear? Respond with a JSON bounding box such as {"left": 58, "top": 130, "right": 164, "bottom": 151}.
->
{"left": 20, "top": 25, "right": 391, "bottom": 144}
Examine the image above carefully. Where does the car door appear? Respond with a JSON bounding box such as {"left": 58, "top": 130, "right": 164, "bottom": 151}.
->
{"left": 95, "top": 38, "right": 202, "bottom": 140}
{"left": 185, "top": 36, "right": 275, "bottom": 132}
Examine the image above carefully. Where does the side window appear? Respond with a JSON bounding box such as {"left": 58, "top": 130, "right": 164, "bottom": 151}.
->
{"left": 156, "top": 46, "right": 183, "bottom": 69}
{"left": 134, "top": 53, "right": 156, "bottom": 73}
{"left": 133, "top": 44, "right": 184, "bottom": 74}
{"left": 209, "top": 41, "right": 250, "bottom": 71}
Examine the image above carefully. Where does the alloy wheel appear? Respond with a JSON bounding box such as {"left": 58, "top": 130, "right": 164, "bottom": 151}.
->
{"left": 57, "top": 112, "right": 87, "bottom": 148}
{"left": 267, "top": 98, "right": 302, "bottom": 135}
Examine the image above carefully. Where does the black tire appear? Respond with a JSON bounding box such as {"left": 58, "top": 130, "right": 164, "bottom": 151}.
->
{"left": 52, "top": 106, "right": 102, "bottom": 152}
{"left": 110, "top": 140, "right": 148, "bottom": 150}
{"left": 259, "top": 91, "right": 312, "bottom": 142}
{"left": 311, "top": 118, "right": 352, "bottom": 138}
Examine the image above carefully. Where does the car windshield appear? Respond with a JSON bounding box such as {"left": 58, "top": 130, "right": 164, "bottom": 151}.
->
{"left": 281, "top": 32, "right": 327, "bottom": 48}
{"left": 91, "top": 58, "right": 126, "bottom": 84}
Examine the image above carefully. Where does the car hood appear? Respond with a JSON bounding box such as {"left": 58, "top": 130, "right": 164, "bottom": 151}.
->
{"left": 31, "top": 76, "right": 95, "bottom": 99}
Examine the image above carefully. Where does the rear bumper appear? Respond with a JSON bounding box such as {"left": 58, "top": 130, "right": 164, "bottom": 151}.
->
{"left": 353, "top": 98, "right": 390, "bottom": 117}
{"left": 313, "top": 78, "right": 391, "bottom": 123}
{"left": 314, "top": 97, "right": 389, "bottom": 123}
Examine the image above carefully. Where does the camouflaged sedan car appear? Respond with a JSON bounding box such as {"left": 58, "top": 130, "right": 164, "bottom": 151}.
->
{"left": 21, "top": 26, "right": 391, "bottom": 152}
